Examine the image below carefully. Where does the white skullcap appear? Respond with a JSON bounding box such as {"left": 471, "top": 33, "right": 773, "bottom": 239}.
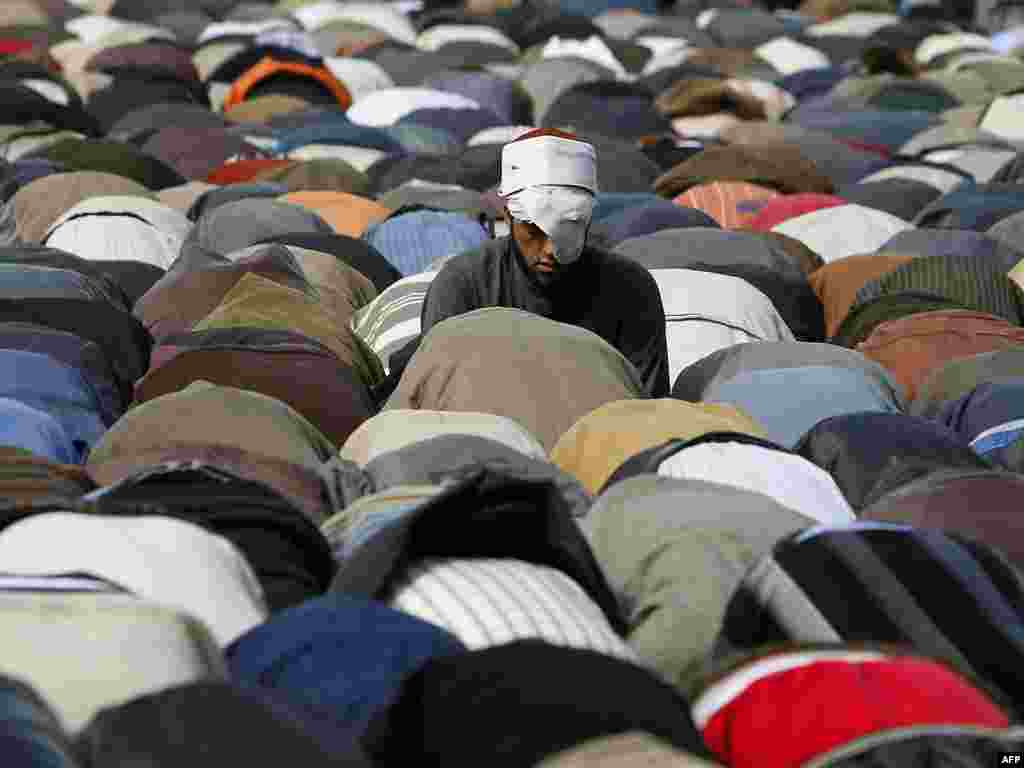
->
{"left": 499, "top": 134, "right": 598, "bottom": 196}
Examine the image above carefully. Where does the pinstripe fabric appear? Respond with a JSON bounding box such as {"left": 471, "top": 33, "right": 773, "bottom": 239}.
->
{"left": 719, "top": 525, "right": 1024, "bottom": 710}
{"left": 880, "top": 230, "right": 1024, "bottom": 272}
{"left": 808, "top": 252, "right": 914, "bottom": 338}
{"left": 853, "top": 253, "right": 1024, "bottom": 325}
{"left": 388, "top": 557, "right": 636, "bottom": 661}
{"left": 351, "top": 271, "right": 436, "bottom": 374}
{"left": 650, "top": 269, "right": 795, "bottom": 386}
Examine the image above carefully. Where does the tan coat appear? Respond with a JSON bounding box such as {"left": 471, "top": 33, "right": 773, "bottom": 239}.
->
{"left": 385, "top": 308, "right": 644, "bottom": 452}
{"left": 551, "top": 399, "right": 768, "bottom": 494}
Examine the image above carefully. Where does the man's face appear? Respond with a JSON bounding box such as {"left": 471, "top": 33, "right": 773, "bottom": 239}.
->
{"left": 510, "top": 216, "right": 562, "bottom": 286}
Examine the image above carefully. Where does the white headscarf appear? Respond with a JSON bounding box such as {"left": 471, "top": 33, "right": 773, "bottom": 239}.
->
{"left": 500, "top": 135, "right": 598, "bottom": 265}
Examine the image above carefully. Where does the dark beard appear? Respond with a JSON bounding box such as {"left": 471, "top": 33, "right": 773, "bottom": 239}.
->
{"left": 510, "top": 236, "right": 564, "bottom": 292}
{"left": 530, "top": 266, "right": 565, "bottom": 290}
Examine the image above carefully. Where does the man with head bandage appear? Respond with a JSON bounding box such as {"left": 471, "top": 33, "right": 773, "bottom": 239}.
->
{"left": 413, "top": 128, "right": 670, "bottom": 398}
{"left": 500, "top": 133, "right": 597, "bottom": 278}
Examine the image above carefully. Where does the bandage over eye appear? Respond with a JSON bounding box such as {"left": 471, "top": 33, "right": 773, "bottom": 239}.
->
{"left": 506, "top": 185, "right": 595, "bottom": 265}
{"left": 500, "top": 135, "right": 598, "bottom": 266}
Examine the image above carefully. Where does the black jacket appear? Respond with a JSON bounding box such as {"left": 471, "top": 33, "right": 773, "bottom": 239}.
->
{"left": 420, "top": 235, "right": 670, "bottom": 397}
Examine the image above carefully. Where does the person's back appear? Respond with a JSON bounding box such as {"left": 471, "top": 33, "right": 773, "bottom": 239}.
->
{"left": 386, "top": 307, "right": 645, "bottom": 452}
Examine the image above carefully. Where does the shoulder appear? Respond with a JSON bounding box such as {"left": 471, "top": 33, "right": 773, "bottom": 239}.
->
{"left": 422, "top": 238, "right": 507, "bottom": 326}
{"left": 433, "top": 237, "right": 506, "bottom": 282}
{"left": 586, "top": 243, "right": 659, "bottom": 288}
{"left": 584, "top": 245, "right": 666, "bottom": 326}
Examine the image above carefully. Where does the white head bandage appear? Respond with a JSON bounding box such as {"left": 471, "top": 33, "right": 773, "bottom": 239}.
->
{"left": 500, "top": 135, "right": 598, "bottom": 265}
{"left": 506, "top": 185, "right": 594, "bottom": 266}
